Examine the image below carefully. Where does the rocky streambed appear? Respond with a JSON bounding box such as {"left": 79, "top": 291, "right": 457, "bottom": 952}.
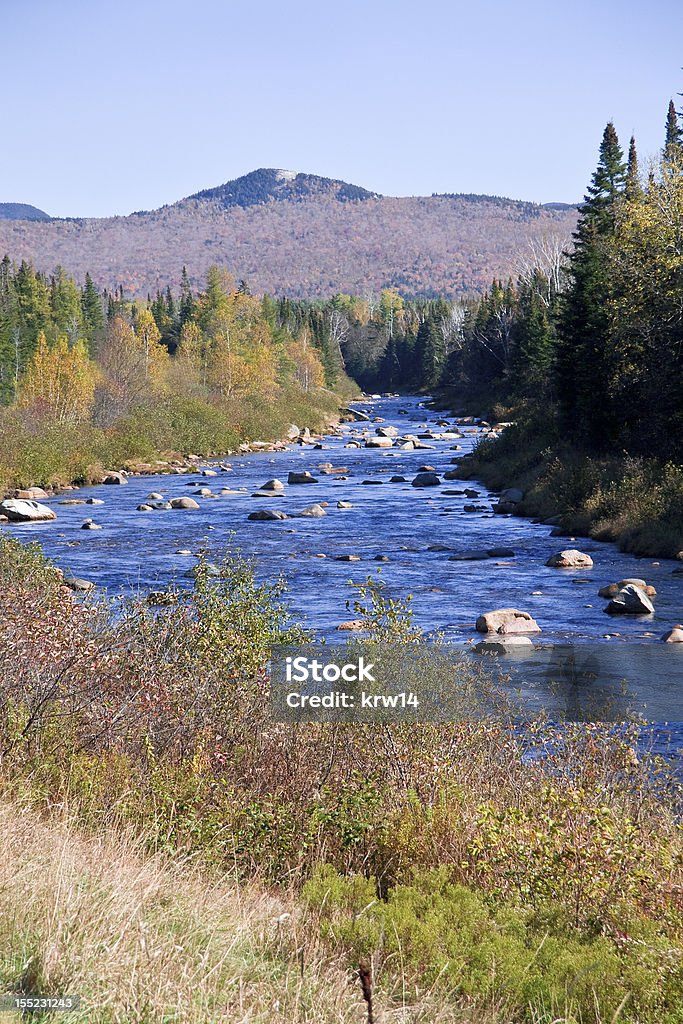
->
{"left": 3, "top": 395, "right": 683, "bottom": 725}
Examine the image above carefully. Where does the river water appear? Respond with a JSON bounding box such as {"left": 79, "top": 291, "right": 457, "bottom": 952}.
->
{"left": 4, "top": 395, "right": 683, "bottom": 745}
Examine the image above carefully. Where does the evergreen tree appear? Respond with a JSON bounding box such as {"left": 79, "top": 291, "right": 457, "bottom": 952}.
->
{"left": 81, "top": 272, "right": 105, "bottom": 337}
{"left": 557, "top": 123, "right": 626, "bottom": 448}
{"left": 625, "top": 136, "right": 643, "bottom": 200}
{"left": 663, "top": 98, "right": 683, "bottom": 166}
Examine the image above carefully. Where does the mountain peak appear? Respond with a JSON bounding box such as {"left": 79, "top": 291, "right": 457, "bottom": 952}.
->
{"left": 0, "top": 202, "right": 51, "bottom": 222}
{"left": 183, "top": 167, "right": 381, "bottom": 210}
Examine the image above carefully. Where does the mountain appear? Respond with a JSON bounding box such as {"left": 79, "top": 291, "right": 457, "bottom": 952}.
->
{"left": 0, "top": 169, "right": 577, "bottom": 299}
{"left": 0, "top": 202, "right": 50, "bottom": 221}
{"left": 182, "top": 167, "right": 381, "bottom": 209}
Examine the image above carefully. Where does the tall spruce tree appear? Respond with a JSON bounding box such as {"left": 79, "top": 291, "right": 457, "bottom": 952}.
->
{"left": 625, "top": 135, "right": 643, "bottom": 199}
{"left": 664, "top": 98, "right": 683, "bottom": 166}
{"left": 557, "top": 122, "right": 626, "bottom": 448}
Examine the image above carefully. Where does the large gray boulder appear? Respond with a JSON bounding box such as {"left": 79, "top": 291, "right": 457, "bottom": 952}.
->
{"left": 662, "top": 624, "right": 683, "bottom": 643}
{"left": 365, "top": 437, "right": 394, "bottom": 448}
{"left": 546, "top": 549, "right": 594, "bottom": 569}
{"left": 288, "top": 471, "right": 318, "bottom": 484}
{"left": 102, "top": 471, "right": 127, "bottom": 485}
{"left": 411, "top": 472, "right": 441, "bottom": 488}
{"left": 0, "top": 499, "right": 56, "bottom": 522}
{"left": 475, "top": 608, "right": 541, "bottom": 635}
{"left": 248, "top": 509, "right": 288, "bottom": 521}
{"left": 260, "top": 478, "right": 285, "bottom": 491}
{"left": 170, "top": 497, "right": 200, "bottom": 510}
{"left": 605, "top": 584, "right": 655, "bottom": 615}
{"left": 297, "top": 504, "right": 327, "bottom": 517}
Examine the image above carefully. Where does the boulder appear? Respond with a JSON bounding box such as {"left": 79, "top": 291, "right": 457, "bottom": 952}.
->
{"left": 337, "top": 620, "right": 366, "bottom": 631}
{"left": 297, "top": 504, "right": 327, "bottom": 517}
{"left": 59, "top": 499, "right": 86, "bottom": 505}
{"left": 334, "top": 554, "right": 361, "bottom": 561}
{"left": 487, "top": 547, "right": 516, "bottom": 558}
{"left": 443, "top": 469, "right": 462, "bottom": 480}
{"left": 389, "top": 475, "right": 407, "bottom": 483}
{"left": 137, "top": 504, "right": 154, "bottom": 511}
{"left": 376, "top": 426, "right": 399, "bottom": 437}
{"left": 62, "top": 576, "right": 95, "bottom": 592}
{"left": 102, "top": 471, "right": 127, "bottom": 485}
{"left": 0, "top": 499, "right": 56, "bottom": 522}
{"left": 418, "top": 465, "right": 436, "bottom": 473}
{"left": 200, "top": 469, "right": 218, "bottom": 477}
{"left": 337, "top": 500, "right": 353, "bottom": 509}
{"left": 170, "top": 497, "right": 200, "bottom": 510}
{"left": 248, "top": 509, "right": 288, "bottom": 521}
{"left": 86, "top": 497, "right": 105, "bottom": 505}
{"left": 500, "top": 487, "right": 524, "bottom": 503}
{"left": 15, "top": 486, "right": 50, "bottom": 500}
{"left": 365, "top": 437, "right": 394, "bottom": 448}
{"left": 194, "top": 487, "right": 214, "bottom": 497}
{"left": 546, "top": 549, "right": 594, "bottom": 569}
{"left": 411, "top": 472, "right": 441, "bottom": 488}
{"left": 286, "top": 424, "right": 301, "bottom": 440}
{"left": 81, "top": 520, "right": 102, "bottom": 530}
{"left": 260, "top": 478, "right": 285, "bottom": 491}
{"left": 288, "top": 471, "right": 318, "bottom": 484}
{"left": 662, "top": 625, "right": 683, "bottom": 643}
{"left": 475, "top": 636, "right": 534, "bottom": 654}
{"left": 475, "top": 608, "right": 542, "bottom": 635}
{"left": 605, "top": 584, "right": 655, "bottom": 615}
{"left": 148, "top": 492, "right": 164, "bottom": 501}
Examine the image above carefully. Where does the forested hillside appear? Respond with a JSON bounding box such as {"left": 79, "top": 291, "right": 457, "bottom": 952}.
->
{"left": 0, "top": 260, "right": 350, "bottom": 489}
{"left": 0, "top": 169, "right": 576, "bottom": 299}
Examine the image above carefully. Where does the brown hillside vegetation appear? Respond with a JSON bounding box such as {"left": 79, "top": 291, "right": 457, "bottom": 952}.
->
{"left": 0, "top": 189, "right": 576, "bottom": 299}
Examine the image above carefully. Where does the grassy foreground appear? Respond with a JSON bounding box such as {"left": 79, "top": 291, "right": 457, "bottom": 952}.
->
{"left": 0, "top": 536, "right": 681, "bottom": 1022}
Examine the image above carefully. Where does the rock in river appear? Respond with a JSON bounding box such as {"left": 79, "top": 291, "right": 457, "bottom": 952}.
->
{"left": 288, "top": 471, "right": 318, "bottom": 484}
{"left": 297, "top": 504, "right": 327, "bottom": 517}
{"left": 170, "top": 497, "right": 200, "bottom": 510}
{"left": 475, "top": 608, "right": 541, "bottom": 635}
{"left": 0, "top": 499, "right": 56, "bottom": 522}
{"left": 546, "top": 549, "right": 594, "bottom": 569}
{"left": 102, "top": 471, "right": 127, "bottom": 485}
{"left": 248, "top": 509, "right": 288, "bottom": 521}
{"left": 605, "top": 584, "right": 655, "bottom": 615}
{"left": 260, "top": 478, "right": 285, "bottom": 491}
{"left": 662, "top": 625, "right": 683, "bottom": 643}
{"left": 411, "top": 472, "right": 441, "bottom": 487}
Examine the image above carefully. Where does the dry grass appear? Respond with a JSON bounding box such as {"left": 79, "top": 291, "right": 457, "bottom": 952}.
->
{"left": 0, "top": 802, "right": 498, "bottom": 1024}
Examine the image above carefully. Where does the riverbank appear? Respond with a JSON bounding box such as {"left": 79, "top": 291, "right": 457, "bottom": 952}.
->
{"left": 0, "top": 384, "right": 351, "bottom": 497}
{"left": 1, "top": 533, "right": 682, "bottom": 1023}
{"left": 432, "top": 394, "right": 683, "bottom": 560}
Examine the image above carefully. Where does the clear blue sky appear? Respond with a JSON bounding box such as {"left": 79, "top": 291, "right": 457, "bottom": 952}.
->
{"left": 2, "top": 0, "right": 682, "bottom": 217}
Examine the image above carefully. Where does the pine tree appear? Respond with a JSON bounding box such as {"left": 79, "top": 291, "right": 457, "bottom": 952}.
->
{"left": 557, "top": 123, "right": 626, "bottom": 448}
{"left": 625, "top": 135, "right": 643, "bottom": 200}
{"left": 663, "top": 98, "right": 683, "bottom": 166}
{"left": 81, "top": 272, "right": 105, "bottom": 337}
